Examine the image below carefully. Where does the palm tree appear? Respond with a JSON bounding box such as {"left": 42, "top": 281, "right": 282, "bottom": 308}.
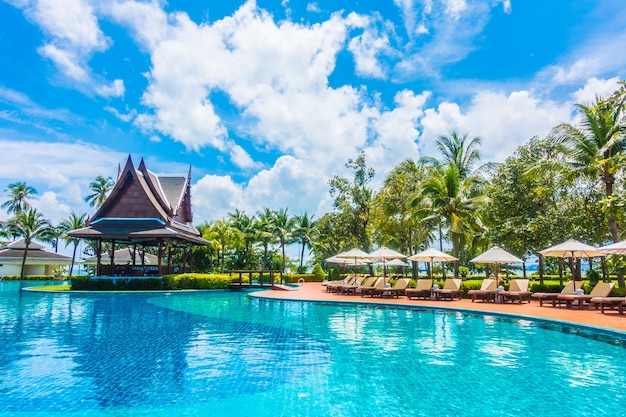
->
{"left": 228, "top": 209, "right": 256, "bottom": 269}
{"left": 420, "top": 164, "right": 488, "bottom": 274}
{"left": 271, "top": 208, "right": 295, "bottom": 272}
{"left": 85, "top": 176, "right": 115, "bottom": 208}
{"left": 554, "top": 96, "right": 626, "bottom": 242}
{"left": 256, "top": 208, "right": 277, "bottom": 269}
{"left": 58, "top": 212, "right": 88, "bottom": 278}
{"left": 554, "top": 94, "right": 626, "bottom": 287}
{"left": 6, "top": 208, "right": 54, "bottom": 280}
{"left": 293, "top": 212, "right": 316, "bottom": 270}
{"left": 434, "top": 131, "right": 485, "bottom": 179}
{"left": 1, "top": 182, "right": 38, "bottom": 214}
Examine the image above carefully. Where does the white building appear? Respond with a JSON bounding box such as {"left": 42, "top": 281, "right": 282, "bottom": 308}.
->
{"left": 0, "top": 238, "right": 72, "bottom": 277}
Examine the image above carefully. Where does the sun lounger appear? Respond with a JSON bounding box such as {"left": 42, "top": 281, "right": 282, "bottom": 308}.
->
{"left": 360, "top": 277, "right": 386, "bottom": 297}
{"left": 373, "top": 278, "right": 411, "bottom": 298}
{"left": 431, "top": 278, "right": 462, "bottom": 301}
{"left": 343, "top": 277, "right": 376, "bottom": 295}
{"left": 589, "top": 297, "right": 626, "bottom": 314}
{"left": 468, "top": 278, "right": 497, "bottom": 302}
{"left": 495, "top": 279, "right": 531, "bottom": 304}
{"left": 335, "top": 276, "right": 366, "bottom": 294}
{"left": 555, "top": 282, "right": 615, "bottom": 309}
{"left": 325, "top": 276, "right": 357, "bottom": 293}
{"left": 531, "top": 281, "right": 575, "bottom": 306}
{"left": 405, "top": 279, "right": 433, "bottom": 300}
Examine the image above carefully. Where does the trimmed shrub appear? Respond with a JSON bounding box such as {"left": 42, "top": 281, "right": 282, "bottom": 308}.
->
{"left": 312, "top": 264, "right": 326, "bottom": 280}
{"left": 71, "top": 273, "right": 231, "bottom": 291}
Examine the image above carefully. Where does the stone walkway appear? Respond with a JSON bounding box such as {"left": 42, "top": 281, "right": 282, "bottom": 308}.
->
{"left": 250, "top": 283, "right": 626, "bottom": 333}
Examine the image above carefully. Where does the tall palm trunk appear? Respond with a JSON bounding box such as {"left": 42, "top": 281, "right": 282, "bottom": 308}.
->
{"left": 69, "top": 241, "right": 78, "bottom": 278}
{"left": 20, "top": 241, "right": 30, "bottom": 282}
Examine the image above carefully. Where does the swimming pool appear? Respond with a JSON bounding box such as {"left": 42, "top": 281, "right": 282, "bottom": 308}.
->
{"left": 1, "top": 281, "right": 624, "bottom": 416}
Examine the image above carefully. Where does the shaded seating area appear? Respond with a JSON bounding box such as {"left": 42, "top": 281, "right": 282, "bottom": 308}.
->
{"left": 555, "top": 282, "right": 615, "bottom": 309}
{"left": 495, "top": 279, "right": 531, "bottom": 304}
{"left": 68, "top": 157, "right": 210, "bottom": 278}
{"left": 468, "top": 278, "right": 497, "bottom": 302}
{"left": 531, "top": 281, "right": 575, "bottom": 307}
{"left": 431, "top": 278, "right": 462, "bottom": 301}
{"left": 405, "top": 279, "right": 433, "bottom": 300}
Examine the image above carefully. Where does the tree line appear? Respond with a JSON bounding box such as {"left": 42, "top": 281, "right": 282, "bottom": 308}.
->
{"left": 1, "top": 82, "right": 625, "bottom": 285}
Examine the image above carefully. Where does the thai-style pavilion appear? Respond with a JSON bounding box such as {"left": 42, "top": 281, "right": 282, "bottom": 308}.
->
{"left": 69, "top": 156, "right": 209, "bottom": 277}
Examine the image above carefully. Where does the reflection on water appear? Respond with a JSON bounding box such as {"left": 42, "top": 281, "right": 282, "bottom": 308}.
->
{"left": 2, "top": 282, "right": 626, "bottom": 417}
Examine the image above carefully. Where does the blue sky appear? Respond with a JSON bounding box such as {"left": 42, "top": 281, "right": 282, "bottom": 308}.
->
{"left": 0, "top": 0, "right": 625, "bottom": 229}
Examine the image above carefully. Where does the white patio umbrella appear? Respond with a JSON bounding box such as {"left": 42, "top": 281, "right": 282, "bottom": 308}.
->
{"left": 409, "top": 248, "right": 458, "bottom": 285}
{"left": 599, "top": 240, "right": 626, "bottom": 255}
{"left": 539, "top": 239, "right": 607, "bottom": 289}
{"left": 367, "top": 246, "right": 406, "bottom": 278}
{"left": 325, "top": 255, "right": 369, "bottom": 266}
{"left": 335, "top": 248, "right": 371, "bottom": 276}
{"left": 470, "top": 246, "right": 524, "bottom": 284}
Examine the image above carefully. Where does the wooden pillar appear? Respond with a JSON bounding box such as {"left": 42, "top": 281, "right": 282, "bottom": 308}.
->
{"left": 132, "top": 243, "right": 137, "bottom": 266}
{"left": 96, "top": 238, "right": 102, "bottom": 276}
{"left": 167, "top": 243, "right": 172, "bottom": 275}
{"left": 111, "top": 240, "right": 116, "bottom": 275}
{"left": 157, "top": 240, "right": 163, "bottom": 276}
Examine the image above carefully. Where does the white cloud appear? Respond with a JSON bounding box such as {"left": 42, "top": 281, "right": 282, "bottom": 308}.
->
{"left": 419, "top": 89, "right": 574, "bottom": 162}
{"left": 8, "top": 0, "right": 121, "bottom": 97}
{"left": 572, "top": 77, "right": 622, "bottom": 105}
{"left": 228, "top": 143, "right": 259, "bottom": 169}
{"left": 348, "top": 17, "right": 391, "bottom": 79}
{"left": 306, "top": 2, "right": 321, "bottom": 13}
{"left": 34, "top": 191, "right": 72, "bottom": 224}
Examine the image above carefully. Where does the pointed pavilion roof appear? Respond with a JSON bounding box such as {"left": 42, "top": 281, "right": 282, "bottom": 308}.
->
{"left": 68, "top": 156, "right": 209, "bottom": 246}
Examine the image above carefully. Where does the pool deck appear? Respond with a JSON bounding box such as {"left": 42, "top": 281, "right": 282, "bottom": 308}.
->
{"left": 251, "top": 283, "right": 626, "bottom": 333}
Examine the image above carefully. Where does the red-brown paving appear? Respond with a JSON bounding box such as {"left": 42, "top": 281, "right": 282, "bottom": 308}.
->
{"left": 250, "top": 283, "right": 626, "bottom": 333}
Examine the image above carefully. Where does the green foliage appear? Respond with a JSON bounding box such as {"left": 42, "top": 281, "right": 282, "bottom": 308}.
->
{"left": 312, "top": 263, "right": 326, "bottom": 280}
{"left": 71, "top": 274, "right": 232, "bottom": 291}
{"left": 1, "top": 275, "right": 60, "bottom": 281}
{"left": 458, "top": 266, "right": 469, "bottom": 278}
{"left": 330, "top": 268, "right": 341, "bottom": 281}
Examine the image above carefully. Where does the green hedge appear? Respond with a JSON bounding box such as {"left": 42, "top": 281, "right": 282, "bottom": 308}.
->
{"left": 71, "top": 274, "right": 231, "bottom": 291}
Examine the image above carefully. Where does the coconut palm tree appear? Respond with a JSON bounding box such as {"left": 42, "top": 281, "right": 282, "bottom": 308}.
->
{"left": 228, "top": 209, "right": 256, "bottom": 269}
{"left": 271, "top": 208, "right": 295, "bottom": 272}
{"left": 554, "top": 95, "right": 626, "bottom": 243}
{"left": 85, "top": 176, "right": 115, "bottom": 208}
{"left": 58, "top": 212, "right": 88, "bottom": 278}
{"left": 256, "top": 208, "right": 277, "bottom": 269}
{"left": 420, "top": 164, "right": 488, "bottom": 274}
{"left": 1, "top": 182, "right": 38, "bottom": 214}
{"left": 6, "top": 208, "right": 54, "bottom": 280}
{"left": 434, "top": 132, "right": 484, "bottom": 180}
{"left": 293, "top": 212, "right": 316, "bottom": 270}
{"left": 554, "top": 94, "right": 626, "bottom": 287}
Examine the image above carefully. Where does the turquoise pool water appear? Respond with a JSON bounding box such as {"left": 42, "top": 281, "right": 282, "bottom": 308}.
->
{"left": 1, "top": 281, "right": 624, "bottom": 416}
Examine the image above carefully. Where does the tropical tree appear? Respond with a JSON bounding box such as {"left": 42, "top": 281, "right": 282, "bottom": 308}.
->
{"left": 228, "top": 209, "right": 256, "bottom": 269}
{"left": 256, "top": 208, "right": 277, "bottom": 269}
{"left": 293, "top": 212, "right": 316, "bottom": 271}
{"left": 432, "top": 132, "right": 485, "bottom": 179}
{"left": 553, "top": 92, "right": 626, "bottom": 285}
{"left": 1, "top": 182, "right": 38, "bottom": 214}
{"left": 371, "top": 159, "right": 431, "bottom": 255}
{"left": 271, "top": 208, "right": 295, "bottom": 272}
{"left": 210, "top": 219, "right": 242, "bottom": 272}
{"left": 6, "top": 208, "right": 55, "bottom": 280}
{"left": 328, "top": 151, "right": 376, "bottom": 253}
{"left": 419, "top": 162, "right": 488, "bottom": 274}
{"left": 58, "top": 212, "right": 88, "bottom": 278}
{"left": 85, "top": 176, "right": 115, "bottom": 208}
